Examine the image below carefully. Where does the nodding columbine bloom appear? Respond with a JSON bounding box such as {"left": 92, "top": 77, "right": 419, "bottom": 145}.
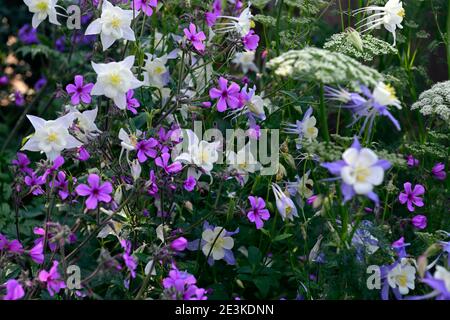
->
{"left": 325, "top": 82, "right": 401, "bottom": 136}
{"left": 283, "top": 107, "right": 318, "bottom": 149}
{"left": 21, "top": 113, "right": 82, "bottom": 161}
{"left": 321, "top": 137, "right": 391, "bottom": 205}
{"left": 23, "top": 0, "right": 61, "bottom": 29}
{"left": 353, "top": 0, "right": 405, "bottom": 45}
{"left": 271, "top": 183, "right": 298, "bottom": 222}
{"left": 85, "top": 0, "right": 137, "bottom": 51}
{"left": 91, "top": 56, "right": 143, "bottom": 110}
{"left": 214, "top": 5, "right": 254, "bottom": 37}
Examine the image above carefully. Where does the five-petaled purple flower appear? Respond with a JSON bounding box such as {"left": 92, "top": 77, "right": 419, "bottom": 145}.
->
{"left": 431, "top": 163, "right": 446, "bottom": 181}
{"left": 155, "top": 153, "right": 182, "bottom": 174}
{"left": 3, "top": 279, "right": 25, "bottom": 300}
{"left": 183, "top": 176, "right": 196, "bottom": 191}
{"left": 38, "top": 261, "right": 66, "bottom": 297}
{"left": 242, "top": 30, "right": 260, "bottom": 50}
{"left": 184, "top": 23, "right": 206, "bottom": 53}
{"left": 209, "top": 77, "right": 241, "bottom": 112}
{"left": 247, "top": 196, "right": 270, "bottom": 229}
{"left": 132, "top": 0, "right": 158, "bottom": 16}
{"left": 75, "top": 174, "right": 113, "bottom": 210}
{"left": 66, "top": 75, "right": 94, "bottom": 105}
{"left": 406, "top": 155, "right": 419, "bottom": 167}
{"left": 125, "top": 89, "right": 140, "bottom": 114}
{"left": 136, "top": 138, "right": 158, "bottom": 163}
{"left": 398, "top": 182, "right": 425, "bottom": 212}
{"left": 25, "top": 172, "right": 45, "bottom": 196}
{"left": 12, "top": 152, "right": 33, "bottom": 175}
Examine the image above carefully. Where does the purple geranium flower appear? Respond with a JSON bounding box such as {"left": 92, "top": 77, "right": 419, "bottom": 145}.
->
{"left": 184, "top": 23, "right": 206, "bottom": 52}
{"left": 75, "top": 174, "right": 113, "bottom": 210}
{"left": 3, "top": 279, "right": 25, "bottom": 300}
{"left": 38, "top": 261, "right": 66, "bottom": 296}
{"left": 136, "top": 138, "right": 158, "bottom": 163}
{"left": 247, "top": 196, "right": 270, "bottom": 229}
{"left": 29, "top": 241, "right": 44, "bottom": 264}
{"left": 24, "top": 172, "right": 45, "bottom": 195}
{"left": 162, "top": 265, "right": 207, "bottom": 300}
{"left": 0, "top": 234, "right": 23, "bottom": 254}
{"left": 398, "top": 182, "right": 425, "bottom": 212}
{"left": 51, "top": 171, "right": 70, "bottom": 200}
{"left": 120, "top": 239, "right": 138, "bottom": 278}
{"left": 205, "top": 0, "right": 222, "bottom": 27}
{"left": 125, "top": 89, "right": 140, "bottom": 114}
{"left": 34, "top": 76, "right": 47, "bottom": 91}
{"left": 155, "top": 153, "right": 182, "bottom": 174}
{"left": 183, "top": 176, "right": 196, "bottom": 191}
{"left": 66, "top": 75, "right": 94, "bottom": 105}
{"left": 431, "top": 163, "right": 446, "bottom": 181}
{"left": 406, "top": 155, "right": 419, "bottom": 167}
{"left": 242, "top": 30, "right": 260, "bottom": 50}
{"left": 209, "top": 77, "right": 241, "bottom": 112}
{"left": 412, "top": 215, "right": 427, "bottom": 230}
{"left": 14, "top": 91, "right": 25, "bottom": 106}
{"left": 12, "top": 152, "right": 33, "bottom": 175}
{"left": 170, "top": 237, "right": 188, "bottom": 252}
{"left": 147, "top": 170, "right": 158, "bottom": 195}
{"left": 132, "top": 0, "right": 158, "bottom": 16}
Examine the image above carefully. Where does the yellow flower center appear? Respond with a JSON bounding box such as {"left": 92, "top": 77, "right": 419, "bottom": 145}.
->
{"left": 47, "top": 132, "right": 58, "bottom": 143}
{"left": 110, "top": 17, "right": 121, "bottom": 28}
{"left": 355, "top": 166, "right": 370, "bottom": 183}
{"left": 109, "top": 73, "right": 122, "bottom": 86}
{"left": 200, "top": 149, "right": 210, "bottom": 163}
{"left": 36, "top": 1, "right": 49, "bottom": 12}
{"left": 396, "top": 274, "right": 408, "bottom": 287}
{"left": 384, "top": 84, "right": 397, "bottom": 99}
{"left": 250, "top": 20, "right": 255, "bottom": 28}
{"left": 285, "top": 206, "right": 292, "bottom": 215}
{"left": 397, "top": 8, "right": 405, "bottom": 18}
{"left": 307, "top": 127, "right": 316, "bottom": 135}
{"left": 154, "top": 66, "right": 165, "bottom": 75}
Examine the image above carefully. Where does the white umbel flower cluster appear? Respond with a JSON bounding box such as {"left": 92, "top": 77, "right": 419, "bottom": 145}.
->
{"left": 267, "top": 47, "right": 383, "bottom": 89}
{"left": 411, "top": 81, "right": 450, "bottom": 122}
{"left": 324, "top": 31, "right": 398, "bottom": 62}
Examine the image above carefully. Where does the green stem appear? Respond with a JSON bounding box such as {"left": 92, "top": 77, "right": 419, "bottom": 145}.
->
{"left": 319, "top": 84, "right": 330, "bottom": 143}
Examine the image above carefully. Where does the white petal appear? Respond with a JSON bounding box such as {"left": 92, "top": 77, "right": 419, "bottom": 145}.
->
{"left": 122, "top": 56, "right": 136, "bottom": 69}
{"left": 341, "top": 166, "right": 356, "bottom": 185}
{"left": 342, "top": 148, "right": 359, "bottom": 165}
{"left": 32, "top": 14, "right": 44, "bottom": 29}
{"left": 64, "top": 134, "right": 83, "bottom": 149}
{"left": 122, "top": 27, "right": 136, "bottom": 41}
{"left": 222, "top": 237, "right": 234, "bottom": 250}
{"left": 114, "top": 94, "right": 127, "bottom": 110}
{"left": 85, "top": 19, "right": 102, "bottom": 35}
{"left": 21, "top": 136, "right": 41, "bottom": 152}
{"left": 26, "top": 115, "right": 46, "bottom": 130}
{"left": 100, "top": 33, "right": 116, "bottom": 51}
{"left": 353, "top": 182, "right": 373, "bottom": 195}
{"left": 358, "top": 148, "right": 378, "bottom": 166}
{"left": 366, "top": 166, "right": 384, "bottom": 186}
{"left": 90, "top": 82, "right": 104, "bottom": 96}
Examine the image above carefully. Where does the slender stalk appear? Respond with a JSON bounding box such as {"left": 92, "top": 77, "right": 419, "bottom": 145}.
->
{"left": 319, "top": 83, "right": 330, "bottom": 143}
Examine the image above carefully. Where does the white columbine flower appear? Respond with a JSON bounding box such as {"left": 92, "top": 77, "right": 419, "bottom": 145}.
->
{"left": 67, "top": 107, "right": 101, "bottom": 142}
{"left": 232, "top": 51, "right": 259, "bottom": 74}
{"left": 226, "top": 143, "right": 260, "bottom": 176}
{"left": 272, "top": 183, "right": 298, "bottom": 221}
{"left": 340, "top": 145, "right": 385, "bottom": 195}
{"left": 372, "top": 82, "right": 402, "bottom": 109}
{"left": 22, "top": 113, "right": 82, "bottom": 160}
{"left": 85, "top": 0, "right": 137, "bottom": 51}
{"left": 23, "top": 0, "right": 60, "bottom": 29}
{"left": 91, "top": 56, "right": 143, "bottom": 110}
{"left": 175, "top": 129, "right": 220, "bottom": 179}
{"left": 216, "top": 5, "right": 254, "bottom": 37}
{"left": 143, "top": 54, "right": 170, "bottom": 88}
{"left": 201, "top": 227, "right": 234, "bottom": 261}
{"left": 388, "top": 258, "right": 416, "bottom": 295}
{"left": 354, "top": 0, "right": 404, "bottom": 45}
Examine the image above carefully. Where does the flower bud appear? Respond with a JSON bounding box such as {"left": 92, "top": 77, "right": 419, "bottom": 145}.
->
{"left": 170, "top": 237, "right": 188, "bottom": 252}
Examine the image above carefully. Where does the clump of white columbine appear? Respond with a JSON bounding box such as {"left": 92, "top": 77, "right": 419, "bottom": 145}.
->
{"left": 65, "top": 106, "right": 101, "bottom": 142}
{"left": 23, "top": 0, "right": 60, "bottom": 29}
{"left": 22, "top": 113, "right": 82, "bottom": 160}
{"left": 353, "top": 0, "right": 405, "bottom": 45}
{"left": 175, "top": 129, "right": 220, "bottom": 179}
{"left": 272, "top": 183, "right": 298, "bottom": 221}
{"left": 387, "top": 258, "right": 416, "bottom": 295}
{"left": 91, "top": 56, "right": 143, "bottom": 110}
{"left": 85, "top": 0, "right": 137, "bottom": 51}
{"left": 142, "top": 52, "right": 178, "bottom": 88}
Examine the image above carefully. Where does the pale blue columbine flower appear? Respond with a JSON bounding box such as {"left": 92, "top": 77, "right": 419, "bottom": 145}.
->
{"left": 321, "top": 137, "right": 391, "bottom": 205}
{"left": 283, "top": 107, "right": 318, "bottom": 149}
{"left": 325, "top": 82, "right": 401, "bottom": 137}
{"left": 272, "top": 183, "right": 298, "bottom": 221}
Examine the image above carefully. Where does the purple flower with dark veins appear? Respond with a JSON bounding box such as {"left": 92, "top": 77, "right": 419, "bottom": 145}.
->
{"left": 75, "top": 174, "right": 113, "bottom": 210}
{"left": 136, "top": 138, "right": 158, "bottom": 163}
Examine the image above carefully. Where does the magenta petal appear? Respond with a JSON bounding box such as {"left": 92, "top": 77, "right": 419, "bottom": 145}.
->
{"left": 99, "top": 181, "right": 113, "bottom": 194}
{"left": 96, "top": 193, "right": 111, "bottom": 203}
{"left": 74, "top": 75, "right": 84, "bottom": 87}
{"left": 403, "top": 182, "right": 412, "bottom": 194}
{"left": 398, "top": 192, "right": 408, "bottom": 204}
{"left": 407, "top": 201, "right": 415, "bottom": 212}
{"left": 413, "top": 184, "right": 425, "bottom": 195}
{"left": 75, "top": 184, "right": 91, "bottom": 196}
{"left": 66, "top": 84, "right": 77, "bottom": 94}
{"left": 217, "top": 97, "right": 227, "bottom": 112}
{"left": 87, "top": 174, "right": 100, "bottom": 188}
{"left": 85, "top": 195, "right": 98, "bottom": 209}
{"left": 209, "top": 88, "right": 222, "bottom": 99}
